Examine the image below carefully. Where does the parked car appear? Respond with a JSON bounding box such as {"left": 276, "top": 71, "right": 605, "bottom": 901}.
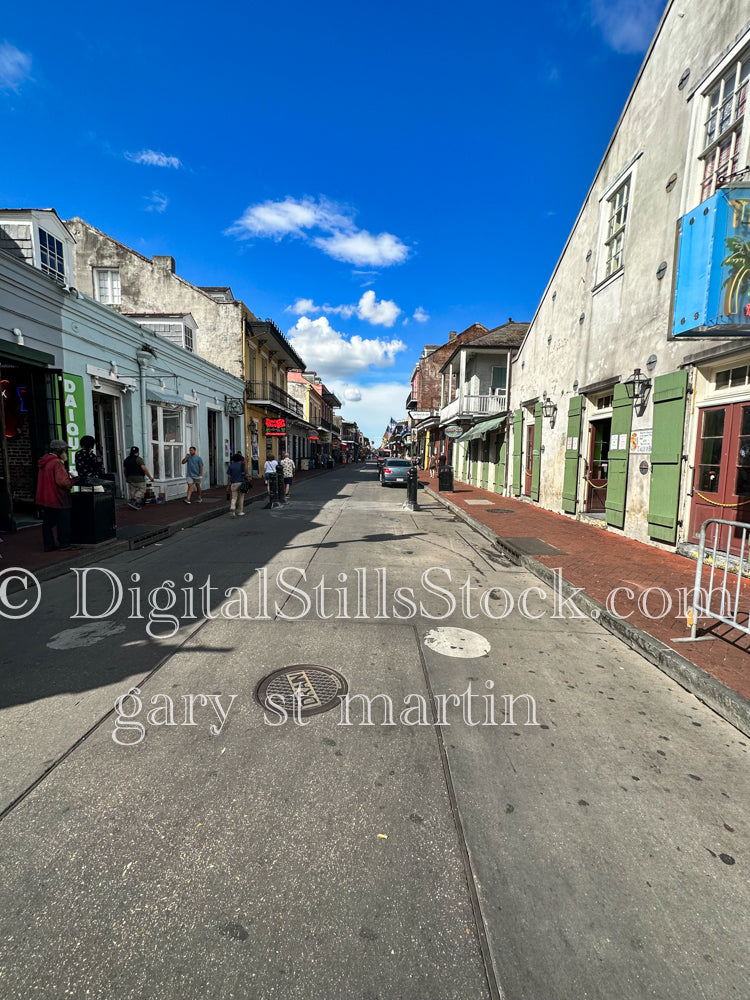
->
{"left": 380, "top": 457, "right": 412, "bottom": 487}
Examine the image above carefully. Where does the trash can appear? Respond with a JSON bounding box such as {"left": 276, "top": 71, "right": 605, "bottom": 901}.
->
{"left": 70, "top": 485, "right": 116, "bottom": 543}
{"left": 438, "top": 467, "right": 454, "bottom": 492}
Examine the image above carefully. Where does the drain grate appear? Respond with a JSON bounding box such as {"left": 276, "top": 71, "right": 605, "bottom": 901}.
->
{"left": 254, "top": 665, "right": 348, "bottom": 717}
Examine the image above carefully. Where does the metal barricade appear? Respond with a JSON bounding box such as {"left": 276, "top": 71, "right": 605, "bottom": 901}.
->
{"left": 687, "top": 518, "right": 750, "bottom": 639}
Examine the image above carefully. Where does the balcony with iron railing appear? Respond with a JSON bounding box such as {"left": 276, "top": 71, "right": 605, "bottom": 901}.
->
{"left": 439, "top": 392, "right": 507, "bottom": 423}
{"left": 245, "top": 381, "right": 304, "bottom": 418}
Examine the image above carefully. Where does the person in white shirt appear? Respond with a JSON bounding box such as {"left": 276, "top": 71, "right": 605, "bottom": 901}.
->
{"left": 280, "top": 452, "right": 296, "bottom": 497}
{"left": 264, "top": 455, "right": 278, "bottom": 481}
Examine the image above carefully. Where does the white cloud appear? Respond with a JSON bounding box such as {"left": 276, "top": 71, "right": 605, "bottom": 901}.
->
{"left": 125, "top": 149, "right": 182, "bottom": 169}
{"left": 287, "top": 316, "right": 406, "bottom": 378}
{"left": 286, "top": 298, "right": 317, "bottom": 315}
{"left": 589, "top": 0, "right": 662, "bottom": 54}
{"left": 144, "top": 191, "right": 168, "bottom": 213}
{"left": 227, "top": 195, "right": 410, "bottom": 268}
{"left": 285, "top": 291, "right": 401, "bottom": 327}
{"left": 356, "top": 290, "right": 401, "bottom": 327}
{"left": 0, "top": 42, "right": 32, "bottom": 92}
{"left": 343, "top": 387, "right": 362, "bottom": 401}
{"left": 327, "top": 379, "right": 411, "bottom": 442}
{"left": 314, "top": 230, "right": 409, "bottom": 267}
{"left": 413, "top": 307, "right": 429, "bottom": 323}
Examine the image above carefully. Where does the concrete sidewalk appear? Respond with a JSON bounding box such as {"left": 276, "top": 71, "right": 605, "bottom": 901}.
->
{"left": 0, "top": 464, "right": 334, "bottom": 583}
{"left": 421, "top": 471, "right": 750, "bottom": 737}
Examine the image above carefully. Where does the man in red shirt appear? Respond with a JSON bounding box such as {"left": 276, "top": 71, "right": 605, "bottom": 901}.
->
{"left": 36, "top": 440, "right": 77, "bottom": 551}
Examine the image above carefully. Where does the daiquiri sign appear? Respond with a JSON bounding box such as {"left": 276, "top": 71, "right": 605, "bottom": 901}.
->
{"left": 673, "top": 187, "right": 750, "bottom": 336}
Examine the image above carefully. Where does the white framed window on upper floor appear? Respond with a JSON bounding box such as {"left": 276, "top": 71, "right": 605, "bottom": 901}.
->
{"left": 698, "top": 49, "right": 750, "bottom": 203}
{"left": 94, "top": 268, "right": 121, "bottom": 305}
{"left": 594, "top": 154, "right": 641, "bottom": 290}
{"left": 38, "top": 227, "right": 65, "bottom": 283}
{"left": 604, "top": 177, "right": 630, "bottom": 279}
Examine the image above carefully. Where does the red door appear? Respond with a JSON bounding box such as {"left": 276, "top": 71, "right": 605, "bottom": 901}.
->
{"left": 524, "top": 424, "right": 534, "bottom": 495}
{"left": 690, "top": 402, "right": 750, "bottom": 549}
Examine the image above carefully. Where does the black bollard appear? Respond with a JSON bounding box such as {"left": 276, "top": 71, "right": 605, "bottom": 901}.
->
{"left": 276, "top": 464, "right": 287, "bottom": 504}
{"left": 405, "top": 465, "right": 419, "bottom": 510}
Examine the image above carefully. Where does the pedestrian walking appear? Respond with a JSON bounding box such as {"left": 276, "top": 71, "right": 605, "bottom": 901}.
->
{"left": 264, "top": 454, "right": 278, "bottom": 481}
{"left": 280, "top": 452, "right": 295, "bottom": 497}
{"left": 182, "top": 446, "right": 204, "bottom": 503}
{"left": 227, "top": 452, "right": 249, "bottom": 517}
{"left": 36, "top": 440, "right": 77, "bottom": 551}
{"left": 428, "top": 453, "right": 437, "bottom": 477}
{"left": 124, "top": 446, "right": 154, "bottom": 510}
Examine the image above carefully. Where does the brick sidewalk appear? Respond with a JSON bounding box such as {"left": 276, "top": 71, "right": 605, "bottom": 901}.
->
{"left": 422, "top": 470, "right": 750, "bottom": 730}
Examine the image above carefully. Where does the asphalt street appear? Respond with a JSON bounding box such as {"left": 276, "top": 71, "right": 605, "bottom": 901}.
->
{"left": 0, "top": 462, "right": 747, "bottom": 999}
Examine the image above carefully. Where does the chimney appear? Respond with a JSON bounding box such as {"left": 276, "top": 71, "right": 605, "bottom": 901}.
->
{"left": 448, "top": 330, "right": 457, "bottom": 341}
{"left": 153, "top": 255, "right": 176, "bottom": 274}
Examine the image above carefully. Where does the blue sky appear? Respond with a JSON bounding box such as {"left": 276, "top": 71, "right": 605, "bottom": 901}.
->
{"left": 1, "top": 0, "right": 666, "bottom": 442}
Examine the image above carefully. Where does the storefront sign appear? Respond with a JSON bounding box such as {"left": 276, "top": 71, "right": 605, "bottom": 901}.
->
{"left": 444, "top": 424, "right": 463, "bottom": 439}
{"left": 264, "top": 417, "right": 286, "bottom": 436}
{"left": 63, "top": 373, "right": 85, "bottom": 450}
{"left": 674, "top": 188, "right": 750, "bottom": 336}
{"left": 629, "top": 428, "right": 653, "bottom": 454}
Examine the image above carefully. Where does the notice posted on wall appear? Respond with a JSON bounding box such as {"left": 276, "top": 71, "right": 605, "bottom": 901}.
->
{"left": 629, "top": 429, "right": 653, "bottom": 454}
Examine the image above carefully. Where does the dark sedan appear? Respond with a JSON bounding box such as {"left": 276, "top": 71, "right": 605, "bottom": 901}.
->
{"left": 380, "top": 458, "right": 413, "bottom": 487}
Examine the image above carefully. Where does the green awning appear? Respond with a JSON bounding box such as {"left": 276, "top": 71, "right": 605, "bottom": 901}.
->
{"left": 456, "top": 414, "right": 507, "bottom": 442}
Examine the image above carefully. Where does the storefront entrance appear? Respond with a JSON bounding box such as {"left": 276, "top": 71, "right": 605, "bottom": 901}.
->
{"left": 690, "top": 402, "right": 750, "bottom": 548}
{"left": 92, "top": 390, "right": 123, "bottom": 495}
{"left": 586, "top": 418, "right": 610, "bottom": 513}
{"left": 0, "top": 358, "right": 63, "bottom": 529}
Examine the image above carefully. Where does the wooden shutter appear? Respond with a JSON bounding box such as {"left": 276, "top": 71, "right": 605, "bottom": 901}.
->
{"left": 512, "top": 408, "right": 523, "bottom": 496}
{"left": 494, "top": 431, "right": 506, "bottom": 493}
{"left": 531, "top": 403, "right": 543, "bottom": 501}
{"left": 562, "top": 395, "right": 583, "bottom": 513}
{"left": 605, "top": 383, "right": 634, "bottom": 528}
{"left": 648, "top": 370, "right": 688, "bottom": 544}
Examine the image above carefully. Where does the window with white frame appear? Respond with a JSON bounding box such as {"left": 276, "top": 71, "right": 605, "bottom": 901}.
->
{"left": 94, "top": 268, "right": 121, "bottom": 305}
{"left": 38, "top": 227, "right": 65, "bottom": 282}
{"left": 604, "top": 178, "right": 630, "bottom": 278}
{"left": 150, "top": 404, "right": 187, "bottom": 480}
{"left": 700, "top": 51, "right": 750, "bottom": 202}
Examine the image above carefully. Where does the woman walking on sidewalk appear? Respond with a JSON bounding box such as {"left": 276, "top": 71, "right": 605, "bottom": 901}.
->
{"left": 227, "top": 452, "right": 249, "bottom": 517}
{"left": 428, "top": 453, "right": 437, "bottom": 478}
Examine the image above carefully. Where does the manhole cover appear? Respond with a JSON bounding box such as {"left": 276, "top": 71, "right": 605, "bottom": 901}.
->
{"left": 254, "top": 665, "right": 348, "bottom": 717}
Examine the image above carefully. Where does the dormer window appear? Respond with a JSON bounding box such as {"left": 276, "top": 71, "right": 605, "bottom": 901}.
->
{"left": 39, "top": 227, "right": 65, "bottom": 283}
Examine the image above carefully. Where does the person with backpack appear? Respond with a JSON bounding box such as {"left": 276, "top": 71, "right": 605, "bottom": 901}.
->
{"left": 123, "top": 446, "right": 155, "bottom": 510}
{"left": 227, "top": 451, "right": 250, "bottom": 517}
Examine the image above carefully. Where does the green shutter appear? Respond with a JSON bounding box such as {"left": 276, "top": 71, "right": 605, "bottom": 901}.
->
{"left": 648, "top": 370, "right": 688, "bottom": 544}
{"left": 531, "top": 402, "right": 543, "bottom": 501}
{"left": 562, "top": 395, "right": 583, "bottom": 513}
{"left": 605, "top": 383, "right": 634, "bottom": 528}
{"left": 494, "top": 431, "right": 506, "bottom": 492}
{"left": 512, "top": 409, "right": 523, "bottom": 496}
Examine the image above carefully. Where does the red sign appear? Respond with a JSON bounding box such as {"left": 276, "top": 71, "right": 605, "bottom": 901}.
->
{"left": 309, "top": 434, "right": 319, "bottom": 441}
{"left": 264, "top": 417, "right": 286, "bottom": 436}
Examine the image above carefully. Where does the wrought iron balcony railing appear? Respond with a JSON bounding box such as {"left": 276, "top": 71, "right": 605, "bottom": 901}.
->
{"left": 245, "top": 381, "right": 304, "bottom": 418}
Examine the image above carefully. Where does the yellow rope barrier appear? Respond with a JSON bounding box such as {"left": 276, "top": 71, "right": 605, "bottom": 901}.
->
{"left": 692, "top": 491, "right": 750, "bottom": 507}
{"left": 585, "top": 479, "right": 608, "bottom": 488}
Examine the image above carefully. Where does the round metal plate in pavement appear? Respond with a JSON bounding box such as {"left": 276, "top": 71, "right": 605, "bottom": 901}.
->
{"left": 254, "top": 665, "right": 348, "bottom": 717}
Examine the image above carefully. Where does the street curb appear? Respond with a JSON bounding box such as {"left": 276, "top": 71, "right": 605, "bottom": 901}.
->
{"left": 425, "top": 487, "right": 750, "bottom": 738}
